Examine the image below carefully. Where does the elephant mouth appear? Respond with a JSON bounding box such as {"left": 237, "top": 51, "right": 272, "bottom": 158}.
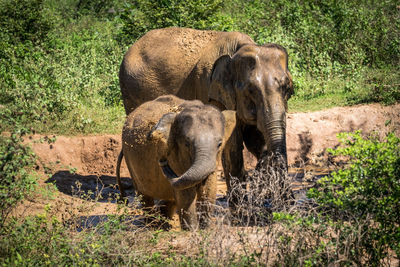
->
{"left": 159, "top": 160, "right": 178, "bottom": 179}
{"left": 245, "top": 101, "right": 257, "bottom": 124}
{"left": 248, "top": 116, "right": 257, "bottom": 123}
{"left": 242, "top": 116, "right": 257, "bottom": 125}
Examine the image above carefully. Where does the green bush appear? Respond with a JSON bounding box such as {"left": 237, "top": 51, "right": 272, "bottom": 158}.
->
{"left": 0, "top": 214, "right": 71, "bottom": 266}
{"left": 0, "top": 0, "right": 125, "bottom": 134}
{"left": 0, "top": 44, "right": 77, "bottom": 132}
{"left": 0, "top": 0, "right": 399, "bottom": 134}
{"left": 0, "top": 0, "right": 52, "bottom": 45}
{"left": 0, "top": 131, "right": 37, "bottom": 227}
{"left": 308, "top": 131, "right": 400, "bottom": 263}
{"left": 75, "top": 0, "right": 125, "bottom": 18}
{"left": 225, "top": 0, "right": 400, "bottom": 105}
{"left": 346, "top": 68, "right": 400, "bottom": 106}
{"left": 118, "top": 0, "right": 232, "bottom": 44}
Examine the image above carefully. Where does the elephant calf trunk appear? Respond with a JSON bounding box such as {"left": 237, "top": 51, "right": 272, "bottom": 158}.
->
{"left": 170, "top": 152, "right": 216, "bottom": 190}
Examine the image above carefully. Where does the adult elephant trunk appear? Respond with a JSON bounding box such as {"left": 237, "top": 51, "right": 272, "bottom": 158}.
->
{"left": 258, "top": 108, "right": 288, "bottom": 171}
{"left": 170, "top": 145, "right": 217, "bottom": 190}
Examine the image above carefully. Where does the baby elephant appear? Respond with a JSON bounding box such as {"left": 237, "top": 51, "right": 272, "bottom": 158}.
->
{"left": 116, "top": 95, "right": 236, "bottom": 230}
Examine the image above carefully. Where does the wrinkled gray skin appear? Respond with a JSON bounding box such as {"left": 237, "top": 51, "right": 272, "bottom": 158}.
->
{"left": 118, "top": 95, "right": 236, "bottom": 230}
{"left": 119, "top": 27, "right": 293, "bottom": 199}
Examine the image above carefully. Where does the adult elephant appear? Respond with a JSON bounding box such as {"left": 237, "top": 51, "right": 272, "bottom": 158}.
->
{"left": 119, "top": 27, "right": 293, "bottom": 193}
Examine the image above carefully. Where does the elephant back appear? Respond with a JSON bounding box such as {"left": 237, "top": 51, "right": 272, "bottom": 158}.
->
{"left": 119, "top": 27, "right": 254, "bottom": 112}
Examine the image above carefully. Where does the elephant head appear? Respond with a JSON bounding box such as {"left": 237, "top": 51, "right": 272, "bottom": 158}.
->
{"left": 152, "top": 103, "right": 236, "bottom": 190}
{"left": 209, "top": 44, "right": 293, "bottom": 166}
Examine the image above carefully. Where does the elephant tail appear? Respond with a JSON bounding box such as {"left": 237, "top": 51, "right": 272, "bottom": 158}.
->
{"left": 116, "top": 149, "right": 127, "bottom": 201}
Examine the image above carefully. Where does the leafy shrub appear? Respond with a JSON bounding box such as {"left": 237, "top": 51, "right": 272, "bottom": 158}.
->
{"left": 0, "top": 0, "right": 52, "bottom": 45}
{"left": 308, "top": 131, "right": 400, "bottom": 263}
{"left": 0, "top": 131, "right": 37, "bottom": 227}
{"left": 0, "top": 44, "right": 77, "bottom": 132}
{"left": 225, "top": 0, "right": 400, "bottom": 104}
{"left": 118, "top": 0, "right": 231, "bottom": 44}
{"left": 75, "top": 0, "right": 124, "bottom": 18}
{"left": 1, "top": 0, "right": 399, "bottom": 133}
{"left": 346, "top": 68, "right": 400, "bottom": 106}
{"left": 0, "top": 214, "right": 71, "bottom": 266}
{"left": 0, "top": 1, "right": 125, "bottom": 134}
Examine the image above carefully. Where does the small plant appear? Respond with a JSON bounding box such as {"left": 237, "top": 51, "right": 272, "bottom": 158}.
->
{"left": 308, "top": 131, "right": 400, "bottom": 263}
{"left": 0, "top": 130, "right": 37, "bottom": 227}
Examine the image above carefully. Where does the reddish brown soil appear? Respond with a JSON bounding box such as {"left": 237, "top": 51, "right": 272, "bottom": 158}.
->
{"left": 16, "top": 103, "right": 400, "bottom": 219}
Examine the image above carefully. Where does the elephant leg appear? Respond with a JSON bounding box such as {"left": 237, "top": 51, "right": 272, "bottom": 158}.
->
{"left": 136, "top": 193, "right": 160, "bottom": 226}
{"left": 222, "top": 121, "right": 246, "bottom": 207}
{"left": 243, "top": 124, "right": 265, "bottom": 160}
{"left": 138, "top": 194, "right": 156, "bottom": 216}
{"left": 141, "top": 194, "right": 154, "bottom": 209}
{"left": 157, "top": 200, "right": 176, "bottom": 230}
{"left": 159, "top": 200, "right": 176, "bottom": 219}
{"left": 196, "top": 172, "right": 217, "bottom": 228}
{"left": 175, "top": 188, "right": 198, "bottom": 230}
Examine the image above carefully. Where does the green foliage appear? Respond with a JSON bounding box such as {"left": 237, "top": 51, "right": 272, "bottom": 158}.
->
{"left": 0, "top": 214, "right": 72, "bottom": 266}
{"left": 0, "top": 0, "right": 125, "bottom": 134}
{"left": 118, "top": 0, "right": 233, "bottom": 44}
{"left": 225, "top": 0, "right": 400, "bottom": 105}
{"left": 0, "top": 204, "right": 193, "bottom": 266}
{"left": 75, "top": 0, "right": 124, "bottom": 18}
{"left": 265, "top": 132, "right": 400, "bottom": 265}
{"left": 0, "top": 0, "right": 398, "bottom": 133}
{"left": 0, "top": 0, "right": 52, "bottom": 45}
{"left": 308, "top": 131, "right": 400, "bottom": 262}
{"left": 0, "top": 131, "right": 37, "bottom": 227}
{"left": 346, "top": 68, "right": 400, "bottom": 106}
{"left": 0, "top": 45, "right": 77, "bottom": 131}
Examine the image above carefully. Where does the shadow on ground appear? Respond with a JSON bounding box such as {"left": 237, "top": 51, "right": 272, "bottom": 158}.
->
{"left": 66, "top": 214, "right": 150, "bottom": 232}
{"left": 46, "top": 171, "right": 135, "bottom": 203}
{"left": 46, "top": 169, "right": 330, "bottom": 230}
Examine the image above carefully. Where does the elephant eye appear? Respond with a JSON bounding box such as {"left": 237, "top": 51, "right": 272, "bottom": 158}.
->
{"left": 184, "top": 138, "right": 191, "bottom": 147}
{"left": 248, "top": 86, "right": 257, "bottom": 95}
{"left": 217, "top": 141, "right": 223, "bottom": 148}
{"left": 236, "top": 81, "right": 244, "bottom": 90}
{"left": 283, "top": 85, "right": 293, "bottom": 99}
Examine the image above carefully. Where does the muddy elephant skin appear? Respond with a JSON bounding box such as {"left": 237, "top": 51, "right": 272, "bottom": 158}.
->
{"left": 120, "top": 95, "right": 236, "bottom": 230}
{"left": 120, "top": 27, "right": 293, "bottom": 191}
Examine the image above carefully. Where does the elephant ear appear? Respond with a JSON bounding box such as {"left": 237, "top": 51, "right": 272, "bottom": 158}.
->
{"left": 221, "top": 110, "right": 237, "bottom": 148}
{"left": 208, "top": 55, "right": 236, "bottom": 110}
{"left": 148, "top": 112, "right": 177, "bottom": 156}
{"left": 286, "top": 70, "right": 294, "bottom": 100}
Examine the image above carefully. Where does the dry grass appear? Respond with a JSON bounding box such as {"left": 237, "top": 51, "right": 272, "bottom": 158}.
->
{"left": 4, "top": 157, "right": 397, "bottom": 266}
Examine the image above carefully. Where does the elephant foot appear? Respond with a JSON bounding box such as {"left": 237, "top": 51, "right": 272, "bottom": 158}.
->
{"left": 179, "top": 210, "right": 199, "bottom": 231}
{"left": 136, "top": 194, "right": 163, "bottom": 228}
{"left": 159, "top": 200, "right": 176, "bottom": 218}
{"left": 196, "top": 201, "right": 213, "bottom": 229}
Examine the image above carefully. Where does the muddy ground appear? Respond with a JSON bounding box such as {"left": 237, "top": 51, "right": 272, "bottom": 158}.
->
{"left": 16, "top": 103, "right": 400, "bottom": 221}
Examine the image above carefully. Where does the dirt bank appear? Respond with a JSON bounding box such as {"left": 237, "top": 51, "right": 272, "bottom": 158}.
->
{"left": 15, "top": 103, "right": 399, "bottom": 219}
{"left": 29, "top": 103, "right": 400, "bottom": 176}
